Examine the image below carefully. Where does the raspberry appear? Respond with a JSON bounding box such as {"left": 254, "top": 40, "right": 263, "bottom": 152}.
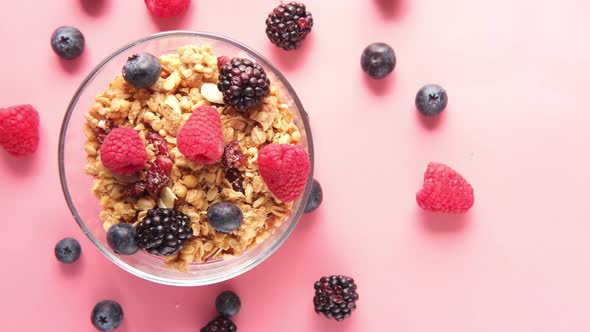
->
{"left": 0, "top": 104, "right": 40, "bottom": 156}
{"left": 258, "top": 143, "right": 310, "bottom": 202}
{"left": 144, "top": 0, "right": 190, "bottom": 17}
{"left": 100, "top": 127, "right": 148, "bottom": 175}
{"left": 222, "top": 140, "right": 246, "bottom": 168}
{"left": 177, "top": 106, "right": 224, "bottom": 164}
{"left": 416, "top": 162, "right": 474, "bottom": 213}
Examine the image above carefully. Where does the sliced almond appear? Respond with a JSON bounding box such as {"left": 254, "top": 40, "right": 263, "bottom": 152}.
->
{"left": 160, "top": 187, "right": 177, "bottom": 208}
{"left": 200, "top": 83, "right": 225, "bottom": 104}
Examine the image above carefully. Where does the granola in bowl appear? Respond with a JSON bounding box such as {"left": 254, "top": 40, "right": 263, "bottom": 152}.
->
{"left": 83, "top": 44, "right": 309, "bottom": 272}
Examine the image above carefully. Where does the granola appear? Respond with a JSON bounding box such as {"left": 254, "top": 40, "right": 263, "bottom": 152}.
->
{"left": 83, "top": 45, "right": 301, "bottom": 271}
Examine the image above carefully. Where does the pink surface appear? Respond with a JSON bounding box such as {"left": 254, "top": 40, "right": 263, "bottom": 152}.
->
{"left": 1, "top": 0, "right": 590, "bottom": 331}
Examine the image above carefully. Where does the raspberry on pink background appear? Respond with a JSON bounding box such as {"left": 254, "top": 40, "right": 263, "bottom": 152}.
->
{"left": 177, "top": 106, "right": 224, "bottom": 165}
{"left": 258, "top": 143, "right": 311, "bottom": 202}
{"left": 144, "top": 0, "right": 190, "bottom": 17}
{"left": 100, "top": 127, "right": 148, "bottom": 175}
{"left": 0, "top": 104, "right": 40, "bottom": 157}
{"left": 416, "top": 162, "right": 474, "bottom": 213}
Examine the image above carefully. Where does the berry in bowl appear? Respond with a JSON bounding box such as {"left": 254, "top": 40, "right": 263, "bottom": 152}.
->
{"left": 59, "top": 31, "right": 313, "bottom": 286}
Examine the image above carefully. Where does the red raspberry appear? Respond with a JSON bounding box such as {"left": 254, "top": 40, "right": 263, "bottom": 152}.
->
{"left": 100, "top": 127, "right": 148, "bottom": 175}
{"left": 0, "top": 104, "right": 40, "bottom": 156}
{"left": 258, "top": 143, "right": 311, "bottom": 202}
{"left": 416, "top": 162, "right": 474, "bottom": 213}
{"left": 144, "top": 0, "right": 190, "bottom": 17}
{"left": 177, "top": 106, "right": 224, "bottom": 165}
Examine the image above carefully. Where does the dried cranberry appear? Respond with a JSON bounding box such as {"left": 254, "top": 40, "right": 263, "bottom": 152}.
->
{"left": 217, "top": 56, "right": 230, "bottom": 67}
{"left": 146, "top": 165, "right": 170, "bottom": 196}
{"left": 123, "top": 181, "right": 147, "bottom": 197}
{"left": 225, "top": 168, "right": 244, "bottom": 193}
{"left": 93, "top": 118, "right": 115, "bottom": 144}
{"left": 146, "top": 131, "right": 169, "bottom": 156}
{"left": 154, "top": 155, "right": 173, "bottom": 174}
{"left": 222, "top": 141, "right": 247, "bottom": 168}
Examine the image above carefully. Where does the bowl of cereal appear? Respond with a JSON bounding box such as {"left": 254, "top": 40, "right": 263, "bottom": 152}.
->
{"left": 59, "top": 31, "right": 313, "bottom": 286}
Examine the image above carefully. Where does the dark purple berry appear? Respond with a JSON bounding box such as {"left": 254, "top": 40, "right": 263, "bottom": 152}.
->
{"left": 200, "top": 316, "right": 236, "bottom": 332}
{"left": 54, "top": 237, "right": 82, "bottom": 264}
{"left": 91, "top": 300, "right": 124, "bottom": 332}
{"left": 207, "top": 202, "right": 243, "bottom": 233}
{"left": 304, "top": 179, "right": 322, "bottom": 213}
{"left": 313, "top": 275, "right": 358, "bottom": 322}
{"left": 361, "top": 42, "right": 396, "bottom": 79}
{"left": 107, "top": 223, "right": 139, "bottom": 255}
{"left": 135, "top": 208, "right": 193, "bottom": 256}
{"left": 266, "top": 2, "right": 314, "bottom": 50}
{"left": 51, "top": 26, "right": 85, "bottom": 60}
{"left": 215, "top": 290, "right": 241, "bottom": 317}
{"left": 122, "top": 53, "right": 161, "bottom": 89}
{"left": 415, "top": 84, "right": 448, "bottom": 116}
{"left": 217, "top": 58, "right": 270, "bottom": 110}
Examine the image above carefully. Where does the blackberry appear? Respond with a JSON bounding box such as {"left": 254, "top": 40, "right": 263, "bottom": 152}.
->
{"left": 200, "top": 316, "right": 237, "bottom": 332}
{"left": 135, "top": 208, "right": 193, "bottom": 256}
{"left": 313, "top": 275, "right": 359, "bottom": 322}
{"left": 266, "top": 2, "right": 314, "bottom": 50}
{"left": 217, "top": 58, "right": 270, "bottom": 110}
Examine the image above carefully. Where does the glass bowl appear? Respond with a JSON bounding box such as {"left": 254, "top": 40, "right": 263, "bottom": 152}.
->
{"left": 58, "top": 31, "right": 314, "bottom": 286}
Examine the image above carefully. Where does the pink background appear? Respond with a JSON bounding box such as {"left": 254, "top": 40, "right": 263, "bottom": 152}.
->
{"left": 1, "top": 0, "right": 590, "bottom": 331}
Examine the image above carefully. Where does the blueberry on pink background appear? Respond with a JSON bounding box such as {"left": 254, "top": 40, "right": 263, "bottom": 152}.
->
{"left": 51, "top": 26, "right": 85, "bottom": 60}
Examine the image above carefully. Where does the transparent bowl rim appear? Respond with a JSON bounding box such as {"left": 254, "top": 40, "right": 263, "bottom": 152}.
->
{"left": 58, "top": 30, "right": 314, "bottom": 286}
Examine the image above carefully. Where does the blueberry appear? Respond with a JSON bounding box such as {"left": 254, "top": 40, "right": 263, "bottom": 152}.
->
{"left": 415, "top": 84, "right": 448, "bottom": 116}
{"left": 51, "top": 26, "right": 85, "bottom": 60}
{"left": 106, "top": 223, "right": 139, "bottom": 255}
{"left": 360, "top": 42, "right": 396, "bottom": 79}
{"left": 122, "top": 53, "right": 161, "bottom": 89}
{"left": 215, "top": 290, "right": 241, "bottom": 317}
{"left": 207, "top": 202, "right": 243, "bottom": 233}
{"left": 304, "top": 179, "right": 323, "bottom": 213}
{"left": 91, "top": 300, "right": 124, "bottom": 332}
{"left": 54, "top": 237, "right": 81, "bottom": 264}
